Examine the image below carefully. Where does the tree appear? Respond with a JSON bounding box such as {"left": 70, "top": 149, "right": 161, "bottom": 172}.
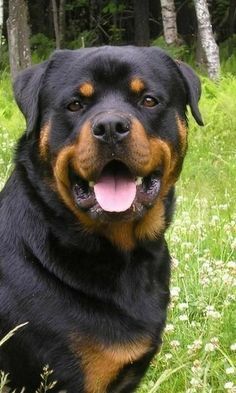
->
{"left": 7, "top": 0, "right": 31, "bottom": 80}
{"left": 134, "top": 0, "right": 149, "bottom": 46}
{"left": 160, "top": 0, "right": 178, "bottom": 45}
{"left": 228, "top": 0, "right": 236, "bottom": 55}
{"left": 193, "top": 0, "right": 220, "bottom": 80}
{"left": 51, "top": 0, "right": 66, "bottom": 49}
{"left": 0, "top": 0, "right": 3, "bottom": 60}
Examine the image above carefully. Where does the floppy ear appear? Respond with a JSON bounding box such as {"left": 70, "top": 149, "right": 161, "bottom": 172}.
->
{"left": 176, "top": 61, "right": 204, "bottom": 126}
{"left": 13, "top": 61, "right": 48, "bottom": 135}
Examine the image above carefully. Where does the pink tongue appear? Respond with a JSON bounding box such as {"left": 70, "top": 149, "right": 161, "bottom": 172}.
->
{"left": 94, "top": 173, "right": 136, "bottom": 212}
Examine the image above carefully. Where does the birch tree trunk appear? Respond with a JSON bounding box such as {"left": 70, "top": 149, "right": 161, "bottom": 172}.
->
{"left": 196, "top": 31, "right": 207, "bottom": 71}
{"left": 160, "top": 0, "right": 178, "bottom": 45}
{"left": 7, "top": 0, "right": 31, "bottom": 81}
{"left": 193, "top": 0, "right": 220, "bottom": 80}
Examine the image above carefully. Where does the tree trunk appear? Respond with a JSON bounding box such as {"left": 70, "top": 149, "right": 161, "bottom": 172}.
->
{"left": 134, "top": 0, "right": 149, "bottom": 46}
{"left": 59, "top": 0, "right": 66, "bottom": 48}
{"left": 0, "top": 0, "right": 3, "bottom": 61}
{"left": 51, "top": 0, "right": 60, "bottom": 49}
{"left": 196, "top": 30, "right": 207, "bottom": 71}
{"left": 89, "top": 0, "right": 96, "bottom": 30}
{"left": 7, "top": 0, "right": 31, "bottom": 81}
{"left": 52, "top": 0, "right": 66, "bottom": 49}
{"left": 193, "top": 0, "right": 220, "bottom": 80}
{"left": 160, "top": 0, "right": 178, "bottom": 45}
{"left": 228, "top": 0, "right": 236, "bottom": 56}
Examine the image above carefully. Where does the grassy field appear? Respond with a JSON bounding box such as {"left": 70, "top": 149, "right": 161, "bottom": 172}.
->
{"left": 0, "top": 67, "right": 235, "bottom": 392}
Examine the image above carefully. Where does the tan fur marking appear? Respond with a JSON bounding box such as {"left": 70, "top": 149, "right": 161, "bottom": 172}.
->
{"left": 176, "top": 115, "right": 188, "bottom": 156}
{"left": 53, "top": 144, "right": 100, "bottom": 231}
{"left": 39, "top": 122, "right": 51, "bottom": 159}
{"left": 134, "top": 137, "right": 173, "bottom": 242}
{"left": 72, "top": 336, "right": 151, "bottom": 393}
{"left": 135, "top": 200, "right": 165, "bottom": 241}
{"left": 104, "top": 222, "right": 135, "bottom": 250}
{"left": 130, "top": 78, "right": 145, "bottom": 94}
{"left": 52, "top": 117, "right": 184, "bottom": 249}
{"left": 79, "top": 82, "right": 94, "bottom": 97}
{"left": 72, "top": 121, "right": 99, "bottom": 181}
{"left": 53, "top": 145, "right": 75, "bottom": 209}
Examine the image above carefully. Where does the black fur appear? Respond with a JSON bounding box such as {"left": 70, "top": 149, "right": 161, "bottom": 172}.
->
{"left": 0, "top": 46, "right": 202, "bottom": 392}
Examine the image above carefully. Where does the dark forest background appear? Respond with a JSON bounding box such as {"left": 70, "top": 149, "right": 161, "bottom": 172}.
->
{"left": 1, "top": 0, "right": 236, "bottom": 65}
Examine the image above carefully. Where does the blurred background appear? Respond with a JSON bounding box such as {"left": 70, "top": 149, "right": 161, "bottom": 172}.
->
{"left": 1, "top": 0, "right": 236, "bottom": 81}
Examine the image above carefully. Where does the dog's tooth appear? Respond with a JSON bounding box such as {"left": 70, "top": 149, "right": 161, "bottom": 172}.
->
{"left": 135, "top": 177, "right": 143, "bottom": 186}
{"left": 89, "top": 181, "right": 95, "bottom": 188}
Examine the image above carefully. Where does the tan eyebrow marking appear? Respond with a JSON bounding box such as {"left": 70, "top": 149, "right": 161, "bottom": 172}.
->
{"left": 79, "top": 82, "right": 94, "bottom": 97}
{"left": 130, "top": 78, "right": 145, "bottom": 94}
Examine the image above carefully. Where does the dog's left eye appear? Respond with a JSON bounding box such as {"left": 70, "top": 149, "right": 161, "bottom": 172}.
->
{"left": 67, "top": 100, "right": 83, "bottom": 112}
{"left": 141, "top": 96, "right": 159, "bottom": 108}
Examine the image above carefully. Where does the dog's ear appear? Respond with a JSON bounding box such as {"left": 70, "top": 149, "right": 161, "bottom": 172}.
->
{"left": 13, "top": 61, "right": 48, "bottom": 135}
{"left": 176, "top": 61, "right": 204, "bottom": 126}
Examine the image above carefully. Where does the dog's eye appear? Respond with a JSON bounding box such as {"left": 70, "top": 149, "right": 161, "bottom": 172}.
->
{"left": 141, "top": 96, "right": 159, "bottom": 108}
{"left": 67, "top": 100, "right": 83, "bottom": 112}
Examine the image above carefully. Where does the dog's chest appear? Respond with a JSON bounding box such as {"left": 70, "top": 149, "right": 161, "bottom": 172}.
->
{"left": 68, "top": 274, "right": 164, "bottom": 393}
{"left": 71, "top": 334, "right": 152, "bottom": 393}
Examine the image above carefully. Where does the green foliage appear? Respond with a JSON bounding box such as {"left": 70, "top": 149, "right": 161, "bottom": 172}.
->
{"left": 220, "top": 35, "right": 236, "bottom": 69}
{"left": 108, "top": 25, "right": 125, "bottom": 45}
{"left": 152, "top": 35, "right": 236, "bottom": 77}
{"left": 30, "top": 34, "right": 55, "bottom": 62}
{"left": 0, "top": 35, "right": 10, "bottom": 71}
{"left": 211, "top": 0, "right": 229, "bottom": 25}
{"left": 152, "top": 36, "right": 191, "bottom": 62}
{"left": 65, "top": 0, "right": 88, "bottom": 11}
{"left": 67, "top": 30, "right": 97, "bottom": 49}
{"left": 102, "top": 1, "right": 125, "bottom": 14}
{"left": 138, "top": 74, "right": 236, "bottom": 392}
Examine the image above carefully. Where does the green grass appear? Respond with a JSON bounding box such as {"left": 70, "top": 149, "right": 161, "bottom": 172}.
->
{"left": 0, "top": 70, "right": 235, "bottom": 392}
{"left": 137, "top": 75, "right": 236, "bottom": 392}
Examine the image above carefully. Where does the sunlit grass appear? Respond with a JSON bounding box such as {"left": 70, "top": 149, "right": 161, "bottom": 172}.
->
{"left": 137, "top": 73, "right": 236, "bottom": 392}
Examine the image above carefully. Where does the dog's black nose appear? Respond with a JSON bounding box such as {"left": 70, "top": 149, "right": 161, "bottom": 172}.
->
{"left": 92, "top": 114, "right": 130, "bottom": 143}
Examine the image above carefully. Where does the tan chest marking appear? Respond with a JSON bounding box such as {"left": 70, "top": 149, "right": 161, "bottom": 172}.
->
{"left": 72, "top": 336, "right": 151, "bottom": 393}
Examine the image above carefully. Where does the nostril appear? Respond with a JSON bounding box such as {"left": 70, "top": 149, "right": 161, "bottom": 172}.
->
{"left": 115, "top": 121, "right": 130, "bottom": 134}
{"left": 92, "top": 115, "right": 131, "bottom": 143}
{"left": 93, "top": 123, "right": 106, "bottom": 137}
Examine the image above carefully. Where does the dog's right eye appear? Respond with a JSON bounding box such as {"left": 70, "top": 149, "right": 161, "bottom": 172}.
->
{"left": 67, "top": 100, "right": 83, "bottom": 112}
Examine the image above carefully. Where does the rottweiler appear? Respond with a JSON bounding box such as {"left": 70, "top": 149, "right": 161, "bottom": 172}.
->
{"left": 0, "top": 46, "right": 203, "bottom": 392}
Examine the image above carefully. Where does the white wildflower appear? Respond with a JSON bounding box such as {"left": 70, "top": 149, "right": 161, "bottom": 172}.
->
{"left": 178, "top": 303, "right": 188, "bottom": 310}
{"left": 179, "top": 314, "right": 188, "bottom": 321}
{"left": 226, "top": 367, "right": 235, "bottom": 375}
{"left": 170, "top": 340, "right": 180, "bottom": 349}
{"left": 165, "top": 323, "right": 174, "bottom": 332}
{"left": 230, "top": 343, "right": 236, "bottom": 351}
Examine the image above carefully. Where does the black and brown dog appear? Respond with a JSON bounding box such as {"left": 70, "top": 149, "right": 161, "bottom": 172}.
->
{"left": 0, "top": 46, "right": 203, "bottom": 392}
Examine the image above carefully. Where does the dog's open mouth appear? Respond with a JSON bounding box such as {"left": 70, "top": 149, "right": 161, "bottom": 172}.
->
{"left": 70, "top": 161, "right": 162, "bottom": 219}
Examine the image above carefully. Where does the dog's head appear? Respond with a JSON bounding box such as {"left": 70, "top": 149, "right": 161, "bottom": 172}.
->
{"left": 14, "top": 46, "right": 203, "bottom": 249}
